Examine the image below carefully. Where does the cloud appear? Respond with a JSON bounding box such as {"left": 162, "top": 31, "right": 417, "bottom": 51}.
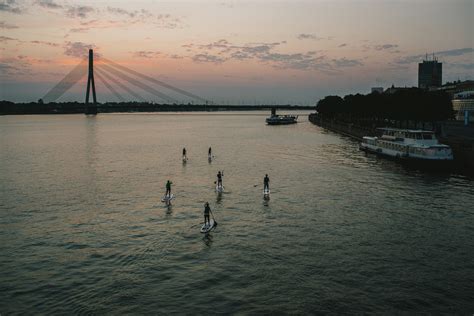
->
{"left": 297, "top": 33, "right": 327, "bottom": 41}
{"left": 0, "top": 0, "right": 23, "bottom": 14}
{"left": 219, "top": 1, "right": 234, "bottom": 8}
{"left": 155, "top": 14, "right": 183, "bottom": 29}
{"left": 0, "top": 35, "right": 18, "bottom": 42}
{"left": 395, "top": 48, "right": 474, "bottom": 64}
{"left": 241, "top": 44, "right": 275, "bottom": 54}
{"left": 196, "top": 39, "right": 231, "bottom": 50}
{"left": 0, "top": 63, "right": 17, "bottom": 73}
{"left": 332, "top": 58, "right": 363, "bottom": 67}
{"left": 30, "top": 40, "right": 59, "bottom": 47}
{"left": 374, "top": 44, "right": 398, "bottom": 51}
{"left": 16, "top": 54, "right": 53, "bottom": 64}
{"left": 66, "top": 5, "right": 95, "bottom": 18}
{"left": 0, "top": 63, "right": 24, "bottom": 77}
{"left": 0, "top": 55, "right": 34, "bottom": 77}
{"left": 61, "top": 7, "right": 182, "bottom": 35}
{"left": 64, "top": 41, "right": 97, "bottom": 58}
{"left": 132, "top": 50, "right": 161, "bottom": 58}
{"left": 0, "top": 21, "right": 18, "bottom": 29}
{"left": 107, "top": 6, "right": 136, "bottom": 17}
{"left": 260, "top": 52, "right": 328, "bottom": 70}
{"left": 35, "top": 0, "right": 62, "bottom": 9}
{"left": 192, "top": 53, "right": 227, "bottom": 64}
{"left": 67, "top": 20, "right": 125, "bottom": 34}
{"left": 436, "top": 47, "right": 474, "bottom": 57}
{"left": 178, "top": 38, "right": 364, "bottom": 73}
{"left": 69, "top": 27, "right": 88, "bottom": 33}
{"left": 107, "top": 7, "right": 152, "bottom": 19}
{"left": 168, "top": 54, "right": 183, "bottom": 59}
{"left": 191, "top": 39, "right": 281, "bottom": 56}
{"left": 449, "top": 63, "right": 474, "bottom": 70}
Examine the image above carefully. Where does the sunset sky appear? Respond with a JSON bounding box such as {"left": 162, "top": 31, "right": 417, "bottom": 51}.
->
{"left": 1, "top": 0, "right": 473, "bottom": 104}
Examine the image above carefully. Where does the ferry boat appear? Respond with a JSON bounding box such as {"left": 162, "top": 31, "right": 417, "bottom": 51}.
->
{"left": 359, "top": 128, "right": 453, "bottom": 162}
{"left": 266, "top": 108, "right": 298, "bottom": 125}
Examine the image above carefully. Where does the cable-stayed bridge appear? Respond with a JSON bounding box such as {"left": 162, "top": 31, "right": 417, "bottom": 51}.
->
{"left": 41, "top": 49, "right": 211, "bottom": 114}
{"left": 38, "top": 49, "right": 313, "bottom": 114}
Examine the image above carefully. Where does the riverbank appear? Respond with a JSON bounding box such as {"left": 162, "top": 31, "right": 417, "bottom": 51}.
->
{"left": 309, "top": 113, "right": 474, "bottom": 176}
{"left": 0, "top": 101, "right": 314, "bottom": 115}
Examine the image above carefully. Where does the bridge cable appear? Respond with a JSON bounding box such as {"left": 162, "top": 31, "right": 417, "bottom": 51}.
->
{"left": 101, "top": 57, "right": 210, "bottom": 104}
{"left": 98, "top": 63, "right": 177, "bottom": 103}
{"left": 95, "top": 67, "right": 147, "bottom": 102}
{"left": 42, "top": 58, "right": 88, "bottom": 103}
{"left": 94, "top": 71, "right": 125, "bottom": 102}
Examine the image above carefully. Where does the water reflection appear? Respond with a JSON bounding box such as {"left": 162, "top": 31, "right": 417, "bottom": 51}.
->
{"left": 216, "top": 192, "right": 223, "bottom": 204}
{"left": 165, "top": 204, "right": 173, "bottom": 215}
{"left": 202, "top": 234, "right": 213, "bottom": 247}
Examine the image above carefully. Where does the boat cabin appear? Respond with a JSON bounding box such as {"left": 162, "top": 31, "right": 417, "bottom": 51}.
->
{"left": 377, "top": 128, "right": 437, "bottom": 145}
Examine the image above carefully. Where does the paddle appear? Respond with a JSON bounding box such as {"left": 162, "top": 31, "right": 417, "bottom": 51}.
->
{"left": 210, "top": 209, "right": 218, "bottom": 227}
{"left": 190, "top": 222, "right": 204, "bottom": 228}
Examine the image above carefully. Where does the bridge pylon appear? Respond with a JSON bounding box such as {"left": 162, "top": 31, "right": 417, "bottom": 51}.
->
{"left": 85, "top": 49, "right": 97, "bottom": 115}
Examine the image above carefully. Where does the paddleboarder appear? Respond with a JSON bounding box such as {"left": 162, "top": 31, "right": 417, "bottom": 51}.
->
{"left": 204, "top": 202, "right": 211, "bottom": 226}
{"left": 264, "top": 174, "right": 270, "bottom": 192}
{"left": 182, "top": 147, "right": 187, "bottom": 160}
{"left": 217, "top": 171, "right": 223, "bottom": 188}
{"left": 165, "top": 180, "right": 172, "bottom": 198}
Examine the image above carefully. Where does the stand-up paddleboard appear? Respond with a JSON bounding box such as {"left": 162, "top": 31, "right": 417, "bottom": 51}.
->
{"left": 182, "top": 156, "right": 187, "bottom": 163}
{"left": 208, "top": 154, "right": 212, "bottom": 161}
{"left": 263, "top": 188, "right": 270, "bottom": 196}
{"left": 216, "top": 185, "right": 224, "bottom": 193}
{"left": 200, "top": 219, "right": 216, "bottom": 233}
{"left": 161, "top": 194, "right": 175, "bottom": 202}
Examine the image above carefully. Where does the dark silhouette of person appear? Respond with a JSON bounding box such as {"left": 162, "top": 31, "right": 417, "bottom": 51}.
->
{"left": 264, "top": 174, "right": 270, "bottom": 191}
{"left": 208, "top": 147, "right": 212, "bottom": 156}
{"left": 204, "top": 202, "right": 211, "bottom": 226}
{"left": 165, "top": 180, "right": 172, "bottom": 198}
{"left": 217, "top": 171, "right": 223, "bottom": 188}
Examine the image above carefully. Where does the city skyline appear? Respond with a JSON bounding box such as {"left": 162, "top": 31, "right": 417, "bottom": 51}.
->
{"left": 1, "top": 0, "right": 473, "bottom": 104}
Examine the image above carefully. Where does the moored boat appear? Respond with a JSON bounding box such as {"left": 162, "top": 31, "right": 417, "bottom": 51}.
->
{"left": 360, "top": 128, "right": 453, "bottom": 165}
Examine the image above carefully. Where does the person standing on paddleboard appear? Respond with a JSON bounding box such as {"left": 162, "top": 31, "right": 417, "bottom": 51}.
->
{"left": 165, "top": 180, "right": 172, "bottom": 198}
{"left": 208, "top": 147, "right": 212, "bottom": 157}
{"left": 264, "top": 174, "right": 270, "bottom": 192}
{"left": 204, "top": 202, "right": 211, "bottom": 226}
{"left": 182, "top": 147, "right": 187, "bottom": 160}
{"left": 217, "top": 171, "right": 223, "bottom": 188}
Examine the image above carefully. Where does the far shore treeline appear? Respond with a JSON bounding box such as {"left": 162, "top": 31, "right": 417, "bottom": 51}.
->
{"left": 0, "top": 101, "right": 310, "bottom": 115}
{"left": 315, "top": 88, "right": 453, "bottom": 123}
{"left": 1, "top": 89, "right": 453, "bottom": 118}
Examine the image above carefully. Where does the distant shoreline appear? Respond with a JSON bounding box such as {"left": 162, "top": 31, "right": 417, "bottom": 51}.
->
{"left": 0, "top": 102, "right": 314, "bottom": 115}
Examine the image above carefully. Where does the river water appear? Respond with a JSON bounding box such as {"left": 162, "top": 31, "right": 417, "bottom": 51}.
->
{"left": 1, "top": 113, "right": 473, "bottom": 314}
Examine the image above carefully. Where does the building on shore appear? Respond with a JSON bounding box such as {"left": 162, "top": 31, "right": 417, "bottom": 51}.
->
{"left": 436, "top": 80, "right": 474, "bottom": 97}
{"left": 384, "top": 85, "right": 413, "bottom": 94}
{"left": 435, "top": 80, "right": 474, "bottom": 124}
{"left": 452, "top": 91, "right": 474, "bottom": 123}
{"left": 418, "top": 55, "right": 442, "bottom": 89}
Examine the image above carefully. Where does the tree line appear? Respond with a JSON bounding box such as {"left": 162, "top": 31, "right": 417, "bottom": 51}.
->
{"left": 316, "top": 88, "right": 454, "bottom": 124}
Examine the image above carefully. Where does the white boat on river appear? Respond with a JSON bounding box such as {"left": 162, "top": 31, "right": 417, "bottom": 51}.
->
{"left": 360, "top": 128, "right": 453, "bottom": 162}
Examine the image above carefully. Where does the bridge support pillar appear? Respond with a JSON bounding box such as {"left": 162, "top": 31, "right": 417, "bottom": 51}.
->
{"left": 85, "top": 49, "right": 97, "bottom": 115}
